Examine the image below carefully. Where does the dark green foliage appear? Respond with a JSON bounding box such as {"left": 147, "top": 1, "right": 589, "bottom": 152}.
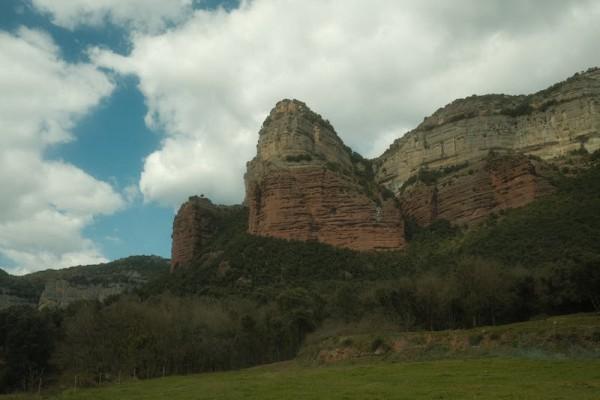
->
{"left": 417, "top": 167, "right": 440, "bottom": 185}
{"left": 410, "top": 219, "right": 457, "bottom": 242}
{"left": 573, "top": 259, "right": 600, "bottom": 312}
{"left": 149, "top": 164, "right": 600, "bottom": 331}
{"left": 500, "top": 100, "right": 533, "bottom": 117}
{"left": 285, "top": 154, "right": 313, "bottom": 162}
{"left": 332, "top": 285, "right": 361, "bottom": 322}
{"left": 569, "top": 148, "right": 589, "bottom": 156}
{"left": 468, "top": 334, "right": 484, "bottom": 346}
{"left": 3, "top": 159, "right": 600, "bottom": 393}
{"left": 0, "top": 270, "right": 44, "bottom": 302}
{"left": 463, "top": 165, "right": 600, "bottom": 267}
{"left": 370, "top": 337, "right": 387, "bottom": 352}
{"left": 349, "top": 152, "right": 381, "bottom": 202}
{"left": 0, "top": 306, "right": 59, "bottom": 392}
{"left": 400, "top": 162, "right": 469, "bottom": 192}
{"left": 24, "top": 256, "right": 168, "bottom": 288}
{"left": 325, "top": 161, "right": 341, "bottom": 173}
{"left": 54, "top": 296, "right": 299, "bottom": 383}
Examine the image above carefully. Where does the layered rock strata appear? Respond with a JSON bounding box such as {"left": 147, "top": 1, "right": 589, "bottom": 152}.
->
{"left": 171, "top": 68, "right": 599, "bottom": 259}
{"left": 399, "top": 154, "right": 556, "bottom": 226}
{"left": 171, "top": 196, "right": 241, "bottom": 271}
{"left": 245, "top": 99, "right": 405, "bottom": 251}
{"left": 375, "top": 68, "right": 600, "bottom": 192}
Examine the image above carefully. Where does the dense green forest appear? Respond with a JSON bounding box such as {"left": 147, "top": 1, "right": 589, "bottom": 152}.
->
{"left": 1, "top": 157, "right": 599, "bottom": 394}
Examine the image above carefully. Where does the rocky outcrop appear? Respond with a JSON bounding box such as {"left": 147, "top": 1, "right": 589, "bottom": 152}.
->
{"left": 171, "top": 68, "right": 599, "bottom": 257}
{"left": 38, "top": 279, "right": 130, "bottom": 309}
{"left": 244, "top": 99, "right": 405, "bottom": 251}
{"left": 375, "top": 68, "right": 600, "bottom": 193}
{"left": 0, "top": 291, "right": 36, "bottom": 309}
{"left": 1, "top": 256, "right": 169, "bottom": 309}
{"left": 171, "top": 196, "right": 240, "bottom": 271}
{"left": 399, "top": 154, "right": 556, "bottom": 226}
{"left": 36, "top": 256, "right": 169, "bottom": 308}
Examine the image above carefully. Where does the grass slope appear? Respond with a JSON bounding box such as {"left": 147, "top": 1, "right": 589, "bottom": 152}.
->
{"left": 4, "top": 358, "right": 600, "bottom": 400}
{"left": 302, "top": 313, "right": 600, "bottom": 362}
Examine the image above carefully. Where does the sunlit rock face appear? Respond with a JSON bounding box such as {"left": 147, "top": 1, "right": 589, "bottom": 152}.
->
{"left": 375, "top": 68, "right": 600, "bottom": 193}
{"left": 244, "top": 99, "right": 406, "bottom": 251}
{"left": 173, "top": 68, "right": 599, "bottom": 258}
{"left": 171, "top": 196, "right": 225, "bottom": 271}
{"left": 398, "top": 154, "right": 556, "bottom": 227}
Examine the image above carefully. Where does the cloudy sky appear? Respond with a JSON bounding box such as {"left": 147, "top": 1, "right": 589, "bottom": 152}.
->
{"left": 1, "top": 0, "right": 599, "bottom": 274}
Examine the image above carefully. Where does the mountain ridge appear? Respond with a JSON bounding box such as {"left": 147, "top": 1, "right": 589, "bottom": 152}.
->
{"left": 170, "top": 67, "right": 600, "bottom": 265}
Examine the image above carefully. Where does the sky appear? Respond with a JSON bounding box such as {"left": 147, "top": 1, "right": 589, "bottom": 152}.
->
{"left": 1, "top": 0, "right": 599, "bottom": 275}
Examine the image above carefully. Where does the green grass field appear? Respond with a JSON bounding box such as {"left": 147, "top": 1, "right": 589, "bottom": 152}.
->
{"left": 5, "top": 358, "right": 600, "bottom": 400}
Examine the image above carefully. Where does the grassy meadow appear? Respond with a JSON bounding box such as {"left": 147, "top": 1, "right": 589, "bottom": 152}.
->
{"left": 3, "top": 357, "right": 599, "bottom": 400}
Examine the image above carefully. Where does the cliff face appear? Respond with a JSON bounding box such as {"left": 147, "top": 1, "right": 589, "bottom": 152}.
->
{"left": 375, "top": 68, "right": 600, "bottom": 193}
{"left": 0, "top": 256, "right": 169, "bottom": 309}
{"left": 399, "top": 154, "right": 556, "bottom": 226}
{"left": 171, "top": 69, "right": 599, "bottom": 259}
{"left": 36, "top": 256, "right": 168, "bottom": 309}
{"left": 38, "top": 279, "right": 133, "bottom": 309}
{"left": 0, "top": 291, "right": 36, "bottom": 309}
{"left": 171, "top": 196, "right": 241, "bottom": 271}
{"left": 244, "top": 99, "right": 405, "bottom": 251}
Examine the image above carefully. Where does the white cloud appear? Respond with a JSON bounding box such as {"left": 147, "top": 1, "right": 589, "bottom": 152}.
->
{"left": 91, "top": 0, "right": 600, "bottom": 207}
{"left": 30, "top": 0, "right": 194, "bottom": 32}
{"left": 0, "top": 28, "right": 124, "bottom": 274}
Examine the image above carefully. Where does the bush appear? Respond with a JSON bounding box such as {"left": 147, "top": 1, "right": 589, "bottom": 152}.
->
{"left": 285, "top": 154, "right": 312, "bottom": 162}
{"left": 370, "top": 337, "right": 388, "bottom": 353}
{"left": 469, "top": 334, "right": 484, "bottom": 346}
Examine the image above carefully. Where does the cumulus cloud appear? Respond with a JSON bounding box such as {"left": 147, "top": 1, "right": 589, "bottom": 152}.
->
{"left": 91, "top": 0, "right": 600, "bottom": 207}
{"left": 0, "top": 28, "right": 123, "bottom": 274}
{"left": 30, "top": 0, "right": 194, "bottom": 32}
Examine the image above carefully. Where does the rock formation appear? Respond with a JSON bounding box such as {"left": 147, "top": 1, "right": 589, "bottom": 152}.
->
{"left": 171, "top": 196, "right": 240, "bottom": 271}
{"left": 244, "top": 99, "right": 405, "bottom": 251}
{"left": 0, "top": 291, "right": 36, "bottom": 309}
{"left": 38, "top": 279, "right": 129, "bottom": 309}
{"left": 0, "top": 256, "right": 169, "bottom": 309}
{"left": 375, "top": 68, "right": 600, "bottom": 193}
{"left": 399, "top": 154, "right": 556, "bottom": 226}
{"left": 170, "top": 68, "right": 599, "bottom": 262}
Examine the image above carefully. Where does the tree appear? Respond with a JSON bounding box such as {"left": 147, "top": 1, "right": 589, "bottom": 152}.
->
{"left": 0, "top": 306, "right": 57, "bottom": 392}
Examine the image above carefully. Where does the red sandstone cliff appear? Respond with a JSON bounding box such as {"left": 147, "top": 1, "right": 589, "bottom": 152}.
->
{"left": 171, "top": 196, "right": 238, "bottom": 271}
{"left": 244, "top": 99, "right": 405, "bottom": 251}
{"left": 172, "top": 69, "right": 600, "bottom": 265}
{"left": 399, "top": 154, "right": 556, "bottom": 226}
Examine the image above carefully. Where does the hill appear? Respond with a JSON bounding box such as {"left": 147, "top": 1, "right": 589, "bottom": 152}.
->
{"left": 0, "top": 256, "right": 169, "bottom": 310}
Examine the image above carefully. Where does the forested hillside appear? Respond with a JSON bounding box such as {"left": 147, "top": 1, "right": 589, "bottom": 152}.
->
{"left": 1, "top": 154, "right": 599, "bottom": 393}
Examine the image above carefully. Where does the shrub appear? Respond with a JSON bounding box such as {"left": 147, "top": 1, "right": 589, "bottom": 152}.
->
{"left": 370, "top": 337, "right": 389, "bottom": 353}
{"left": 469, "top": 334, "right": 484, "bottom": 346}
{"left": 285, "top": 154, "right": 312, "bottom": 162}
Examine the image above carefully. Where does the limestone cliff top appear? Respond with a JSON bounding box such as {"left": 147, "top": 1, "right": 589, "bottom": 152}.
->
{"left": 259, "top": 98, "right": 337, "bottom": 136}
{"left": 378, "top": 67, "right": 600, "bottom": 160}
{"left": 251, "top": 98, "right": 352, "bottom": 168}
